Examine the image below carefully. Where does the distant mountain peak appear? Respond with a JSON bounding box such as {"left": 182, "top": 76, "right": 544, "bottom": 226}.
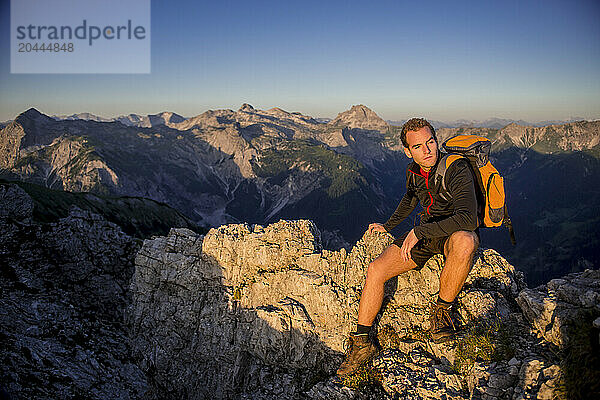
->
{"left": 350, "top": 104, "right": 374, "bottom": 115}
{"left": 16, "top": 108, "right": 54, "bottom": 125}
{"left": 267, "top": 107, "right": 289, "bottom": 115}
{"left": 148, "top": 111, "right": 185, "bottom": 125}
{"left": 239, "top": 103, "right": 255, "bottom": 112}
{"left": 24, "top": 107, "right": 42, "bottom": 114}
{"left": 20, "top": 107, "right": 44, "bottom": 118}
{"left": 330, "top": 104, "right": 388, "bottom": 131}
{"left": 51, "top": 112, "right": 113, "bottom": 123}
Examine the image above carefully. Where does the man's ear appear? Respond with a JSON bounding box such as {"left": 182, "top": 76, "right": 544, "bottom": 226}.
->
{"left": 403, "top": 147, "right": 413, "bottom": 159}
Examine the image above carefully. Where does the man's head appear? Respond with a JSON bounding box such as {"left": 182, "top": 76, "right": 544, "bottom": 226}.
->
{"left": 401, "top": 118, "right": 438, "bottom": 171}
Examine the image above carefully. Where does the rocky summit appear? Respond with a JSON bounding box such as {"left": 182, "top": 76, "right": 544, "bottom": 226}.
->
{"left": 1, "top": 183, "right": 599, "bottom": 399}
{"left": 330, "top": 104, "right": 390, "bottom": 132}
{"left": 128, "top": 223, "right": 594, "bottom": 400}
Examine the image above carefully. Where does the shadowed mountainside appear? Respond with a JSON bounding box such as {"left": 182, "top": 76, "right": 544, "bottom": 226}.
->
{"left": 0, "top": 178, "right": 204, "bottom": 239}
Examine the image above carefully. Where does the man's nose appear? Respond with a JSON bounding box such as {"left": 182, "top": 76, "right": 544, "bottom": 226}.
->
{"left": 424, "top": 144, "right": 431, "bottom": 154}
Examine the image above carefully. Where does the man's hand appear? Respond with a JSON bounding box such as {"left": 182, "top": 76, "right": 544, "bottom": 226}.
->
{"left": 400, "top": 229, "right": 418, "bottom": 262}
{"left": 366, "top": 223, "right": 387, "bottom": 234}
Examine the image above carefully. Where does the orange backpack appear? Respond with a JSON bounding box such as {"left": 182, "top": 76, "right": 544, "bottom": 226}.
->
{"left": 435, "top": 135, "right": 516, "bottom": 244}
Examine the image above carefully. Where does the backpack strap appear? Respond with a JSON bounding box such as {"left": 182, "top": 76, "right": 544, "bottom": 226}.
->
{"left": 503, "top": 205, "right": 516, "bottom": 245}
{"left": 434, "top": 154, "right": 465, "bottom": 201}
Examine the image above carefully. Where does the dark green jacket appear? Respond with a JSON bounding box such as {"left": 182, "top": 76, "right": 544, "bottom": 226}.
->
{"left": 382, "top": 152, "right": 478, "bottom": 239}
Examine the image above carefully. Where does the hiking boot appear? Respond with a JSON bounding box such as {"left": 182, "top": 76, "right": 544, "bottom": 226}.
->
{"left": 336, "top": 333, "right": 378, "bottom": 377}
{"left": 429, "top": 302, "right": 461, "bottom": 343}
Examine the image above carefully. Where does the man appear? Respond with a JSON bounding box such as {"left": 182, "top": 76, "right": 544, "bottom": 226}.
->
{"left": 336, "top": 118, "right": 480, "bottom": 377}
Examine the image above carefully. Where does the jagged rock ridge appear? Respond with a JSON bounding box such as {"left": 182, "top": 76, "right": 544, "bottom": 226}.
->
{"left": 0, "top": 184, "right": 149, "bottom": 398}
{"left": 436, "top": 121, "right": 600, "bottom": 154}
{"left": 129, "top": 221, "right": 598, "bottom": 399}
{"left": 53, "top": 111, "right": 187, "bottom": 128}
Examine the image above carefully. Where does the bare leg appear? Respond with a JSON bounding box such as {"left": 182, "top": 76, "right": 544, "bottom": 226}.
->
{"left": 357, "top": 244, "right": 419, "bottom": 326}
{"left": 439, "top": 231, "right": 479, "bottom": 302}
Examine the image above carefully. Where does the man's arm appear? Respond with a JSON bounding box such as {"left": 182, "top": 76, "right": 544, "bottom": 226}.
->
{"left": 413, "top": 159, "right": 478, "bottom": 239}
{"left": 382, "top": 187, "right": 418, "bottom": 232}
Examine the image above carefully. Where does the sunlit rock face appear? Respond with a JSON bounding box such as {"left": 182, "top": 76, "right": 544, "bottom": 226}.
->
{"left": 128, "top": 220, "right": 589, "bottom": 399}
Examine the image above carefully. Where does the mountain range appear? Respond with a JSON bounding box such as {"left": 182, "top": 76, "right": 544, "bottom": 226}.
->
{"left": 2, "top": 112, "right": 588, "bottom": 131}
{"left": 387, "top": 117, "right": 591, "bottom": 129}
{"left": 51, "top": 111, "right": 187, "bottom": 128}
{"left": 41, "top": 112, "right": 591, "bottom": 130}
{"left": 1, "top": 104, "right": 598, "bottom": 285}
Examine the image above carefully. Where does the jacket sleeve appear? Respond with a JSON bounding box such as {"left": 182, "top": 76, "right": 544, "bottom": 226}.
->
{"left": 382, "top": 170, "right": 418, "bottom": 232}
{"left": 413, "top": 159, "right": 478, "bottom": 239}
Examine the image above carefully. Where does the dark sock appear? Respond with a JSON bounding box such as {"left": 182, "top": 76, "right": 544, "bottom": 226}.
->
{"left": 437, "top": 297, "right": 453, "bottom": 308}
{"left": 355, "top": 324, "right": 371, "bottom": 335}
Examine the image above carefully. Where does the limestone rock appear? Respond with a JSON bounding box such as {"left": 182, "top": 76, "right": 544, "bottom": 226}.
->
{"left": 329, "top": 105, "right": 389, "bottom": 132}
{"left": 516, "top": 269, "right": 600, "bottom": 348}
{"left": 0, "top": 183, "right": 33, "bottom": 220}
{"left": 128, "top": 221, "right": 545, "bottom": 399}
{"left": 0, "top": 205, "right": 148, "bottom": 399}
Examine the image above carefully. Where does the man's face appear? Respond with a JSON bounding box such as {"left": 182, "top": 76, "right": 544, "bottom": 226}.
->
{"left": 403, "top": 126, "right": 438, "bottom": 171}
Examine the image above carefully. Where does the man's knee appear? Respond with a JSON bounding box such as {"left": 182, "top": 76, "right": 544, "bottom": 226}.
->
{"left": 367, "top": 260, "right": 380, "bottom": 281}
{"left": 366, "top": 256, "right": 396, "bottom": 283}
{"left": 447, "top": 230, "right": 479, "bottom": 257}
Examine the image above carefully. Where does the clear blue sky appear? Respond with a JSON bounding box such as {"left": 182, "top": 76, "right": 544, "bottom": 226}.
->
{"left": 1, "top": 0, "right": 599, "bottom": 122}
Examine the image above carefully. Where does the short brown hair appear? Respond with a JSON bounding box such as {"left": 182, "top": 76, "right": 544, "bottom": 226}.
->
{"left": 400, "top": 118, "right": 437, "bottom": 148}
